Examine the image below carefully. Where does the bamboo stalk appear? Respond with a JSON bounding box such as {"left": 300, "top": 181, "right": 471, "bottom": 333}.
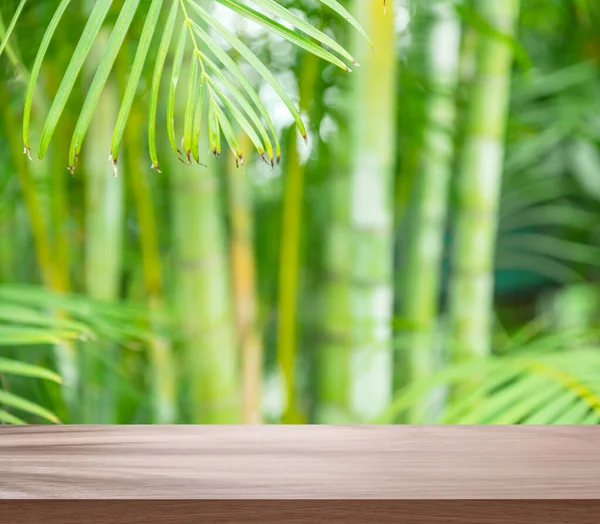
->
{"left": 162, "top": 0, "right": 240, "bottom": 424}
{"left": 315, "top": 128, "right": 353, "bottom": 423}
{"left": 398, "top": 0, "right": 462, "bottom": 423}
{"left": 317, "top": 1, "right": 397, "bottom": 423}
{"left": 171, "top": 153, "right": 240, "bottom": 423}
{"left": 48, "top": 118, "right": 72, "bottom": 294}
{"left": 83, "top": 56, "right": 123, "bottom": 300}
{"left": 449, "top": 0, "right": 521, "bottom": 391}
{"left": 125, "top": 103, "right": 177, "bottom": 424}
{"left": 42, "top": 59, "right": 73, "bottom": 296}
{"left": 347, "top": 0, "right": 397, "bottom": 422}
{"left": 0, "top": 85, "right": 54, "bottom": 289}
{"left": 277, "top": 52, "right": 320, "bottom": 424}
{"left": 226, "top": 134, "right": 262, "bottom": 424}
{"left": 315, "top": 0, "right": 396, "bottom": 423}
{"left": 82, "top": 32, "right": 124, "bottom": 422}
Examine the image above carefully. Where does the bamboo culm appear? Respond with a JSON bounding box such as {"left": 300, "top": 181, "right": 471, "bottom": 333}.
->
{"left": 317, "top": 0, "right": 397, "bottom": 422}
{"left": 398, "top": 0, "right": 462, "bottom": 423}
{"left": 449, "top": 0, "right": 521, "bottom": 389}
{"left": 82, "top": 31, "right": 124, "bottom": 423}
{"left": 227, "top": 134, "right": 262, "bottom": 424}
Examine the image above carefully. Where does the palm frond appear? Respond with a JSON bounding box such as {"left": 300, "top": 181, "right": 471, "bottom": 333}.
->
{"left": 0, "top": 0, "right": 26, "bottom": 62}
{"left": 8, "top": 0, "right": 368, "bottom": 173}
{"left": 0, "top": 284, "right": 158, "bottom": 424}
{"left": 381, "top": 328, "right": 600, "bottom": 424}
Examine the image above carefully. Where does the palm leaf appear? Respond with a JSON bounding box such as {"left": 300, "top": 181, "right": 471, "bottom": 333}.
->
{"left": 9, "top": 0, "right": 368, "bottom": 172}
{"left": 0, "top": 284, "right": 161, "bottom": 425}
{"left": 381, "top": 327, "right": 600, "bottom": 425}
{"left": 0, "top": 0, "right": 26, "bottom": 61}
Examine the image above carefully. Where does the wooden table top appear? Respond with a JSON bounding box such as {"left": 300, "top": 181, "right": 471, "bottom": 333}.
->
{"left": 2, "top": 425, "right": 599, "bottom": 500}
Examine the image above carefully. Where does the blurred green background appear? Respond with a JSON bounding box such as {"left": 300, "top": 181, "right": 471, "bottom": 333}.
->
{"left": 1, "top": 0, "right": 600, "bottom": 425}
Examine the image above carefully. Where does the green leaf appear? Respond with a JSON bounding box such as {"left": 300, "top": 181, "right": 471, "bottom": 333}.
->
{"left": 212, "top": 98, "right": 243, "bottom": 165}
{"left": 0, "top": 0, "right": 27, "bottom": 60}
{"left": 477, "top": 377, "right": 563, "bottom": 424}
{"left": 205, "top": 74, "right": 266, "bottom": 162}
{"left": 22, "top": 0, "right": 72, "bottom": 152}
{"left": 208, "top": 98, "right": 221, "bottom": 156}
{"left": 185, "top": 0, "right": 308, "bottom": 140}
{"left": 441, "top": 366, "right": 522, "bottom": 423}
{"left": 378, "top": 358, "right": 503, "bottom": 423}
{"left": 183, "top": 52, "right": 199, "bottom": 160}
{"left": 111, "top": 0, "right": 164, "bottom": 162}
{"left": 167, "top": 27, "right": 188, "bottom": 157}
{"left": 198, "top": 51, "right": 272, "bottom": 161}
{"left": 216, "top": 0, "right": 353, "bottom": 72}
{"left": 315, "top": 0, "right": 372, "bottom": 48}
{"left": 38, "top": 0, "right": 113, "bottom": 160}
{"left": 523, "top": 391, "right": 582, "bottom": 424}
{"left": 68, "top": 0, "right": 142, "bottom": 173}
{"left": 581, "top": 411, "right": 600, "bottom": 424}
{"left": 0, "top": 410, "right": 26, "bottom": 425}
{"left": 191, "top": 74, "right": 205, "bottom": 164}
{"left": 246, "top": 0, "right": 359, "bottom": 65}
{"left": 497, "top": 252, "right": 585, "bottom": 284}
{"left": 0, "top": 326, "right": 79, "bottom": 345}
{"left": 0, "top": 357, "right": 62, "bottom": 383}
{"left": 149, "top": 0, "right": 179, "bottom": 171}
{"left": 0, "top": 304, "right": 93, "bottom": 334}
{"left": 501, "top": 234, "right": 600, "bottom": 266}
{"left": 0, "top": 389, "right": 60, "bottom": 424}
{"left": 552, "top": 399, "right": 593, "bottom": 424}
{"left": 188, "top": 19, "right": 279, "bottom": 162}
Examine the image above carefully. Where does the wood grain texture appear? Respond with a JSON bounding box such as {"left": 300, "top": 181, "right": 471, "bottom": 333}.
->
{"left": 2, "top": 501, "right": 600, "bottom": 524}
{"left": 1, "top": 426, "right": 600, "bottom": 499}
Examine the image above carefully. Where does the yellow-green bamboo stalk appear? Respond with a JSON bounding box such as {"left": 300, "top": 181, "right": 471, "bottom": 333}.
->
{"left": 84, "top": 61, "right": 123, "bottom": 299}
{"left": 48, "top": 119, "right": 72, "bottom": 293}
{"left": 166, "top": 0, "right": 240, "bottom": 424}
{"left": 82, "top": 32, "right": 124, "bottom": 422}
{"left": 171, "top": 153, "right": 240, "bottom": 423}
{"left": 318, "top": 1, "right": 397, "bottom": 423}
{"left": 346, "top": 0, "right": 397, "bottom": 422}
{"left": 277, "top": 52, "right": 320, "bottom": 424}
{"left": 125, "top": 103, "right": 177, "bottom": 424}
{"left": 399, "top": 0, "right": 462, "bottom": 423}
{"left": 315, "top": 126, "right": 353, "bottom": 423}
{"left": 0, "top": 85, "right": 54, "bottom": 289}
{"left": 45, "top": 62, "right": 72, "bottom": 294}
{"left": 449, "top": 0, "right": 521, "bottom": 383}
{"left": 226, "top": 134, "right": 262, "bottom": 424}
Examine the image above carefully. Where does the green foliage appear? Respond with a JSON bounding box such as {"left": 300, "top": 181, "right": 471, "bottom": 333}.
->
{"left": 0, "top": 284, "right": 155, "bottom": 423}
{"left": 0, "top": 0, "right": 599, "bottom": 425}
{"left": 382, "top": 325, "right": 600, "bottom": 425}
{"left": 1, "top": 0, "right": 365, "bottom": 172}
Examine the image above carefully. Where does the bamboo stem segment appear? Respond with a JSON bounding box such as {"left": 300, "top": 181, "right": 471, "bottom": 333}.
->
{"left": 348, "top": 0, "right": 397, "bottom": 422}
{"left": 449, "top": 0, "right": 521, "bottom": 389}
{"left": 227, "top": 134, "right": 262, "bottom": 424}
{"left": 399, "top": 0, "right": 462, "bottom": 423}
{"left": 171, "top": 157, "right": 240, "bottom": 423}
{"left": 277, "top": 53, "right": 320, "bottom": 424}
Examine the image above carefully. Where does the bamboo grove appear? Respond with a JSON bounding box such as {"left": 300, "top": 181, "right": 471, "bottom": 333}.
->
{"left": 1, "top": 0, "right": 600, "bottom": 425}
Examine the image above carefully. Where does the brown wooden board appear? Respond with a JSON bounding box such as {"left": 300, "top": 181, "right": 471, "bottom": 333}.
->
{"left": 1, "top": 426, "right": 600, "bottom": 523}
{"left": 2, "top": 426, "right": 600, "bottom": 499}
{"left": 1, "top": 501, "right": 600, "bottom": 524}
